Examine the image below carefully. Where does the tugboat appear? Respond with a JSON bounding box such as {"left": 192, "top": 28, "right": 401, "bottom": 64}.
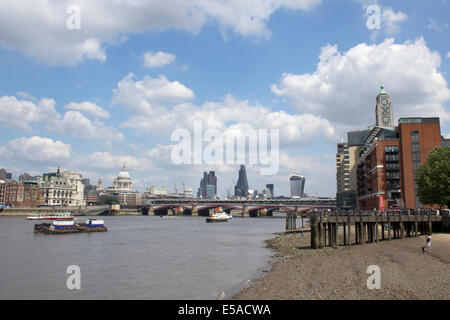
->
{"left": 206, "top": 208, "right": 231, "bottom": 223}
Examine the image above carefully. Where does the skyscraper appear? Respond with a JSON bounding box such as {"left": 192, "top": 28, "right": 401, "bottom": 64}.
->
{"left": 265, "top": 184, "right": 274, "bottom": 198}
{"left": 290, "top": 174, "right": 305, "bottom": 198}
{"left": 197, "top": 171, "right": 217, "bottom": 199}
{"left": 234, "top": 165, "right": 249, "bottom": 197}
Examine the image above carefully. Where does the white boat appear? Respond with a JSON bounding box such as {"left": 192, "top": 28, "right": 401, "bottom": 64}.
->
{"left": 206, "top": 211, "right": 231, "bottom": 223}
{"left": 26, "top": 212, "right": 74, "bottom": 221}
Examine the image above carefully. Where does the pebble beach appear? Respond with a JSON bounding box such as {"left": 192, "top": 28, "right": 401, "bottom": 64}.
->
{"left": 232, "top": 231, "right": 450, "bottom": 300}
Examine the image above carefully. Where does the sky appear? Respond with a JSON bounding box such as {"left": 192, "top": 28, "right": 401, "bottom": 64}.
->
{"left": 0, "top": 0, "right": 449, "bottom": 198}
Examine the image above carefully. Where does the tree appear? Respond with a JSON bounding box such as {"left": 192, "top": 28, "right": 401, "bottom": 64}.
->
{"left": 99, "top": 195, "right": 119, "bottom": 205}
{"left": 415, "top": 146, "right": 450, "bottom": 209}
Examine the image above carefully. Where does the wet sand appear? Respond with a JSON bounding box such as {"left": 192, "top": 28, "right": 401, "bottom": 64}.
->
{"left": 232, "top": 232, "right": 450, "bottom": 300}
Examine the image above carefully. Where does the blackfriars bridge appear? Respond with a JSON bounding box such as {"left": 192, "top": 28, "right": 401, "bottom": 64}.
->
{"left": 138, "top": 198, "right": 336, "bottom": 217}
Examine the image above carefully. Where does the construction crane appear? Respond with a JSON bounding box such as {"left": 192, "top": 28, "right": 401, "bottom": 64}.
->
{"left": 173, "top": 183, "right": 178, "bottom": 194}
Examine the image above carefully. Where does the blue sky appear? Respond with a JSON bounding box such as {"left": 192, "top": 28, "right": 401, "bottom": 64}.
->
{"left": 0, "top": 0, "right": 449, "bottom": 197}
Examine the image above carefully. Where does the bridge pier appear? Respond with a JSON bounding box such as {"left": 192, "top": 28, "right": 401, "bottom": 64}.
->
{"left": 243, "top": 205, "right": 249, "bottom": 218}
{"left": 191, "top": 205, "right": 198, "bottom": 217}
{"left": 147, "top": 206, "right": 155, "bottom": 216}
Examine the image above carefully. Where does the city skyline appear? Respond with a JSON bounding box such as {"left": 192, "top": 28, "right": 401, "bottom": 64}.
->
{"left": 0, "top": 1, "right": 449, "bottom": 198}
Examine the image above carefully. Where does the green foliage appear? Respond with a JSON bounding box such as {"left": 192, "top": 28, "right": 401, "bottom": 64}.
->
{"left": 415, "top": 146, "right": 450, "bottom": 208}
{"left": 99, "top": 195, "right": 119, "bottom": 205}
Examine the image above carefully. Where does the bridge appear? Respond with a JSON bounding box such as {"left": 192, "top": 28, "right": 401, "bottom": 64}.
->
{"left": 140, "top": 198, "right": 336, "bottom": 217}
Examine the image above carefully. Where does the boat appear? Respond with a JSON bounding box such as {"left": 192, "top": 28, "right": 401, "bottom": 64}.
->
{"left": 34, "top": 219, "right": 107, "bottom": 234}
{"left": 27, "top": 212, "right": 74, "bottom": 221}
{"left": 206, "top": 211, "right": 231, "bottom": 223}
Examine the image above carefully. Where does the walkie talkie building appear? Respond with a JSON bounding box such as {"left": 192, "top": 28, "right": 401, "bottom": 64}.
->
{"left": 289, "top": 174, "right": 305, "bottom": 198}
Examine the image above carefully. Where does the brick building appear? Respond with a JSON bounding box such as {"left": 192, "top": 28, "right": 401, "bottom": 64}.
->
{"left": 0, "top": 180, "right": 44, "bottom": 207}
{"left": 357, "top": 132, "right": 401, "bottom": 210}
{"left": 357, "top": 118, "right": 442, "bottom": 210}
{"left": 398, "top": 118, "right": 442, "bottom": 209}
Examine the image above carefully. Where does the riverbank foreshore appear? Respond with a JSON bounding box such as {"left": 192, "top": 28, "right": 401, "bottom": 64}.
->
{"left": 232, "top": 231, "right": 450, "bottom": 300}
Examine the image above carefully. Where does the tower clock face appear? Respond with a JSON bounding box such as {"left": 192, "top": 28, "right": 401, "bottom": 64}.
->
{"left": 381, "top": 98, "right": 388, "bottom": 105}
{"left": 382, "top": 116, "right": 390, "bottom": 124}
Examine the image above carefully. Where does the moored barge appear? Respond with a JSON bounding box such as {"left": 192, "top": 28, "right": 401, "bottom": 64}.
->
{"left": 34, "top": 219, "right": 107, "bottom": 234}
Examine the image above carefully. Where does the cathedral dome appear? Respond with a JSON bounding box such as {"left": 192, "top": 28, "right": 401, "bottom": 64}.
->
{"left": 117, "top": 164, "right": 131, "bottom": 180}
{"left": 113, "top": 164, "right": 132, "bottom": 191}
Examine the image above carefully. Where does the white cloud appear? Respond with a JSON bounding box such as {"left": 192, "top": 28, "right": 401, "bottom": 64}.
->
{"left": 271, "top": 37, "right": 450, "bottom": 137}
{"left": 360, "top": 2, "right": 407, "bottom": 40}
{"left": 50, "top": 111, "right": 124, "bottom": 140}
{"left": 0, "top": 96, "right": 57, "bottom": 131}
{"left": 65, "top": 101, "right": 109, "bottom": 119}
{"left": 427, "top": 18, "right": 448, "bottom": 32}
{"left": 113, "top": 73, "right": 195, "bottom": 115}
{"left": 73, "top": 151, "right": 143, "bottom": 171}
{"left": 113, "top": 72, "right": 337, "bottom": 145}
{"left": 0, "top": 0, "right": 322, "bottom": 66}
{"left": 447, "top": 52, "right": 450, "bottom": 59}
{"left": 381, "top": 7, "right": 408, "bottom": 35}
{"left": 143, "top": 51, "right": 176, "bottom": 68}
{"left": 64, "top": 101, "right": 109, "bottom": 118}
{"left": 0, "top": 94, "right": 123, "bottom": 140}
{"left": 0, "top": 136, "right": 72, "bottom": 163}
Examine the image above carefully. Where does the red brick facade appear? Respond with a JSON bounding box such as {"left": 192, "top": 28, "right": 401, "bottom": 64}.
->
{"left": 357, "top": 118, "right": 442, "bottom": 210}
{"left": 398, "top": 119, "right": 442, "bottom": 209}
{"left": 358, "top": 140, "right": 401, "bottom": 210}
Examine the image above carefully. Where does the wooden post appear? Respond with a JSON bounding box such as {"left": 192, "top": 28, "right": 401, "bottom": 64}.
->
{"left": 328, "top": 222, "right": 332, "bottom": 246}
{"left": 399, "top": 212, "right": 404, "bottom": 239}
{"left": 318, "top": 211, "right": 323, "bottom": 248}
{"left": 428, "top": 212, "right": 432, "bottom": 235}
{"left": 334, "top": 223, "right": 338, "bottom": 247}
{"left": 387, "top": 211, "right": 391, "bottom": 240}
{"left": 375, "top": 211, "right": 379, "bottom": 243}
{"left": 347, "top": 214, "right": 351, "bottom": 246}
{"left": 310, "top": 212, "right": 319, "bottom": 249}
{"left": 343, "top": 222, "right": 347, "bottom": 246}
{"left": 359, "top": 212, "right": 364, "bottom": 244}
{"left": 285, "top": 212, "right": 289, "bottom": 230}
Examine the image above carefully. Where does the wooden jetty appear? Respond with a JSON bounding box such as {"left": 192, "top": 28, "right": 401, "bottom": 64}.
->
{"left": 285, "top": 209, "right": 447, "bottom": 249}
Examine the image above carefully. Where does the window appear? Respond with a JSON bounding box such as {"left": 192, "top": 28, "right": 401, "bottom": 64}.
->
{"left": 411, "top": 131, "right": 422, "bottom": 207}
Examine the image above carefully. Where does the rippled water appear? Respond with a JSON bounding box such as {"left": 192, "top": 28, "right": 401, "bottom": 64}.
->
{"left": 0, "top": 215, "right": 285, "bottom": 299}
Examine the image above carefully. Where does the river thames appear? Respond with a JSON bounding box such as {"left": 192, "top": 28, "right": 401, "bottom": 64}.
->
{"left": 0, "top": 215, "right": 284, "bottom": 299}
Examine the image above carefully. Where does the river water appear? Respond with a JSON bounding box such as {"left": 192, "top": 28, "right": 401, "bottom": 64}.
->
{"left": 0, "top": 215, "right": 285, "bottom": 299}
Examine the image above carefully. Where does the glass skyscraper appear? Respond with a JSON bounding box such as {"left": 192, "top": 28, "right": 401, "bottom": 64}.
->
{"left": 197, "top": 171, "right": 217, "bottom": 199}
{"left": 289, "top": 174, "right": 305, "bottom": 198}
{"left": 234, "top": 165, "right": 249, "bottom": 197}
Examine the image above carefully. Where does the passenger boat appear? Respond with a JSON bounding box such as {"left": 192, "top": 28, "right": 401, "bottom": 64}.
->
{"left": 27, "top": 212, "right": 74, "bottom": 221}
{"left": 206, "top": 211, "right": 231, "bottom": 223}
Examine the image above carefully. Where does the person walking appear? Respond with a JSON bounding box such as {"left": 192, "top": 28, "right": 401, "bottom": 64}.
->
{"left": 422, "top": 234, "right": 431, "bottom": 253}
